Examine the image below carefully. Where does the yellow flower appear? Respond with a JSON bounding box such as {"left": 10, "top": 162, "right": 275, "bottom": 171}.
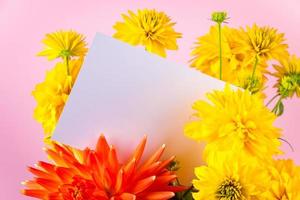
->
{"left": 191, "top": 26, "right": 242, "bottom": 82}
{"left": 190, "top": 26, "right": 267, "bottom": 92}
{"left": 273, "top": 55, "right": 300, "bottom": 98}
{"left": 192, "top": 158, "right": 269, "bottom": 200}
{"left": 266, "top": 159, "right": 300, "bottom": 200}
{"left": 38, "top": 30, "right": 88, "bottom": 61}
{"left": 113, "top": 9, "right": 182, "bottom": 57}
{"left": 236, "top": 24, "right": 288, "bottom": 64}
{"left": 32, "top": 58, "right": 83, "bottom": 141}
{"left": 236, "top": 66, "right": 267, "bottom": 95}
{"left": 184, "top": 86, "right": 281, "bottom": 162}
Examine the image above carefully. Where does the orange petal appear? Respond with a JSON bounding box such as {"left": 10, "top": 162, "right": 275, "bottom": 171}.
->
{"left": 90, "top": 152, "right": 112, "bottom": 190}
{"left": 28, "top": 166, "right": 57, "bottom": 180}
{"left": 114, "top": 169, "right": 123, "bottom": 192}
{"left": 140, "top": 144, "right": 166, "bottom": 170}
{"left": 22, "top": 189, "right": 47, "bottom": 198}
{"left": 52, "top": 142, "right": 71, "bottom": 157}
{"left": 37, "top": 161, "right": 56, "bottom": 174}
{"left": 154, "top": 156, "right": 175, "bottom": 173}
{"left": 35, "top": 178, "right": 59, "bottom": 191}
{"left": 21, "top": 180, "right": 43, "bottom": 189}
{"left": 131, "top": 135, "right": 147, "bottom": 164}
{"left": 45, "top": 148, "right": 67, "bottom": 166}
{"left": 119, "top": 192, "right": 136, "bottom": 200}
{"left": 96, "top": 134, "right": 110, "bottom": 159}
{"left": 131, "top": 176, "right": 156, "bottom": 194}
{"left": 134, "top": 161, "right": 161, "bottom": 179}
{"left": 108, "top": 145, "right": 119, "bottom": 173}
{"left": 55, "top": 167, "right": 75, "bottom": 182}
{"left": 154, "top": 174, "right": 177, "bottom": 185}
{"left": 143, "top": 191, "right": 175, "bottom": 200}
{"left": 123, "top": 158, "right": 136, "bottom": 179}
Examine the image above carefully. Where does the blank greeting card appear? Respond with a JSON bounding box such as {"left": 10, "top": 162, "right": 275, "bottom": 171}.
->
{"left": 52, "top": 33, "right": 228, "bottom": 183}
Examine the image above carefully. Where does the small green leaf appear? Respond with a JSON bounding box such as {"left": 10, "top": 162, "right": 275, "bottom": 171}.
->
{"left": 277, "top": 101, "right": 284, "bottom": 116}
{"left": 182, "top": 190, "right": 194, "bottom": 200}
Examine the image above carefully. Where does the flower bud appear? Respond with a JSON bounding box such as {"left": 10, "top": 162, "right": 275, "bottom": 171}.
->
{"left": 211, "top": 11, "right": 228, "bottom": 24}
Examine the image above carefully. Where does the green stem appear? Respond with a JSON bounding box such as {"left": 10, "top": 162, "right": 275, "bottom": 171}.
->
{"left": 266, "top": 94, "right": 280, "bottom": 107}
{"left": 251, "top": 55, "right": 259, "bottom": 80}
{"left": 65, "top": 56, "right": 70, "bottom": 76}
{"left": 218, "top": 22, "right": 222, "bottom": 80}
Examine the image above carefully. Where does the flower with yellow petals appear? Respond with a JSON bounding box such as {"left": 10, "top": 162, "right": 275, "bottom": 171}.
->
{"left": 190, "top": 25, "right": 267, "bottom": 92}
{"left": 236, "top": 66, "right": 267, "bottom": 95}
{"left": 22, "top": 135, "right": 185, "bottom": 200}
{"left": 38, "top": 30, "right": 88, "bottom": 61}
{"left": 192, "top": 159, "right": 269, "bottom": 200}
{"left": 32, "top": 58, "right": 83, "bottom": 141}
{"left": 184, "top": 86, "right": 281, "bottom": 162}
{"left": 273, "top": 55, "right": 300, "bottom": 98}
{"left": 190, "top": 26, "right": 243, "bottom": 82}
{"left": 113, "top": 9, "right": 182, "bottom": 57}
{"left": 236, "top": 24, "right": 288, "bottom": 65}
{"left": 266, "top": 159, "right": 300, "bottom": 200}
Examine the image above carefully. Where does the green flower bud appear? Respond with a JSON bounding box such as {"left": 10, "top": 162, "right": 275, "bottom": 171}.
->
{"left": 278, "top": 74, "right": 300, "bottom": 98}
{"left": 242, "top": 76, "right": 262, "bottom": 94}
{"left": 211, "top": 11, "right": 228, "bottom": 24}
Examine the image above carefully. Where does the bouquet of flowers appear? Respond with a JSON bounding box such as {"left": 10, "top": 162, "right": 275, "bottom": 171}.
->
{"left": 22, "top": 9, "right": 300, "bottom": 200}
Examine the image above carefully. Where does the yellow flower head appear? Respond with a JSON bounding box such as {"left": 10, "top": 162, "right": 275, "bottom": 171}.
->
{"left": 193, "top": 159, "right": 269, "bottom": 200}
{"left": 266, "top": 159, "right": 300, "bottom": 200}
{"left": 237, "top": 24, "right": 288, "bottom": 63}
{"left": 184, "top": 86, "right": 281, "bottom": 162}
{"left": 32, "top": 58, "right": 83, "bottom": 141}
{"left": 236, "top": 66, "right": 267, "bottom": 95}
{"left": 190, "top": 26, "right": 267, "bottom": 91}
{"left": 190, "top": 26, "right": 242, "bottom": 82}
{"left": 38, "top": 30, "right": 88, "bottom": 60}
{"left": 273, "top": 55, "right": 300, "bottom": 98}
{"left": 113, "top": 9, "right": 182, "bottom": 57}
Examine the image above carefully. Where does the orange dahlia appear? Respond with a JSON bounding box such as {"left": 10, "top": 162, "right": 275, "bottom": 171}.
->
{"left": 22, "top": 135, "right": 184, "bottom": 200}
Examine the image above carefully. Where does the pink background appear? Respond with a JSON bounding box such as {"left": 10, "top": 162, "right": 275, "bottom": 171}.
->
{"left": 1, "top": 0, "right": 299, "bottom": 199}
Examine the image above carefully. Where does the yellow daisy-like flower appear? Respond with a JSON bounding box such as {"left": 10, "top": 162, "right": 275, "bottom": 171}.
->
{"left": 192, "top": 159, "right": 269, "bottom": 200}
{"left": 190, "top": 26, "right": 243, "bottom": 82}
{"left": 266, "top": 159, "right": 300, "bottom": 200}
{"left": 273, "top": 55, "right": 300, "bottom": 98}
{"left": 32, "top": 58, "right": 83, "bottom": 141}
{"left": 184, "top": 86, "right": 281, "bottom": 162}
{"left": 236, "top": 66, "right": 267, "bottom": 95}
{"left": 190, "top": 25, "right": 267, "bottom": 92}
{"left": 113, "top": 9, "right": 182, "bottom": 57}
{"left": 38, "top": 30, "right": 88, "bottom": 61}
{"left": 236, "top": 24, "right": 288, "bottom": 64}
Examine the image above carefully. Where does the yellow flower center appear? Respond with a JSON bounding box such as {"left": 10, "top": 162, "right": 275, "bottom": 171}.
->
{"left": 233, "top": 116, "right": 247, "bottom": 137}
{"left": 233, "top": 115, "right": 256, "bottom": 139}
{"left": 216, "top": 178, "right": 243, "bottom": 200}
{"left": 235, "top": 120, "right": 246, "bottom": 133}
{"left": 145, "top": 31, "right": 155, "bottom": 39}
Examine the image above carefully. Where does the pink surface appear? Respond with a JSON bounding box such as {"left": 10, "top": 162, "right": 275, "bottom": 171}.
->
{"left": 1, "top": 0, "right": 299, "bottom": 199}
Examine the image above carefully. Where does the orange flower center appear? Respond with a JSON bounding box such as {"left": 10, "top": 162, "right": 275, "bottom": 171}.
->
{"left": 60, "top": 177, "right": 97, "bottom": 200}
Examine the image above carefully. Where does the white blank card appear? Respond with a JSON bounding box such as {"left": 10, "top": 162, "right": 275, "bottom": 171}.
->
{"left": 53, "top": 33, "right": 227, "bottom": 184}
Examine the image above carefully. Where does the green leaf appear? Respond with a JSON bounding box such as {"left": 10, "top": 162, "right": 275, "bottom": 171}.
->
{"left": 277, "top": 101, "right": 284, "bottom": 116}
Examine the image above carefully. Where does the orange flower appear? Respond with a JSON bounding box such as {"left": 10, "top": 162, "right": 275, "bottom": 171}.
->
{"left": 22, "top": 135, "right": 184, "bottom": 200}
